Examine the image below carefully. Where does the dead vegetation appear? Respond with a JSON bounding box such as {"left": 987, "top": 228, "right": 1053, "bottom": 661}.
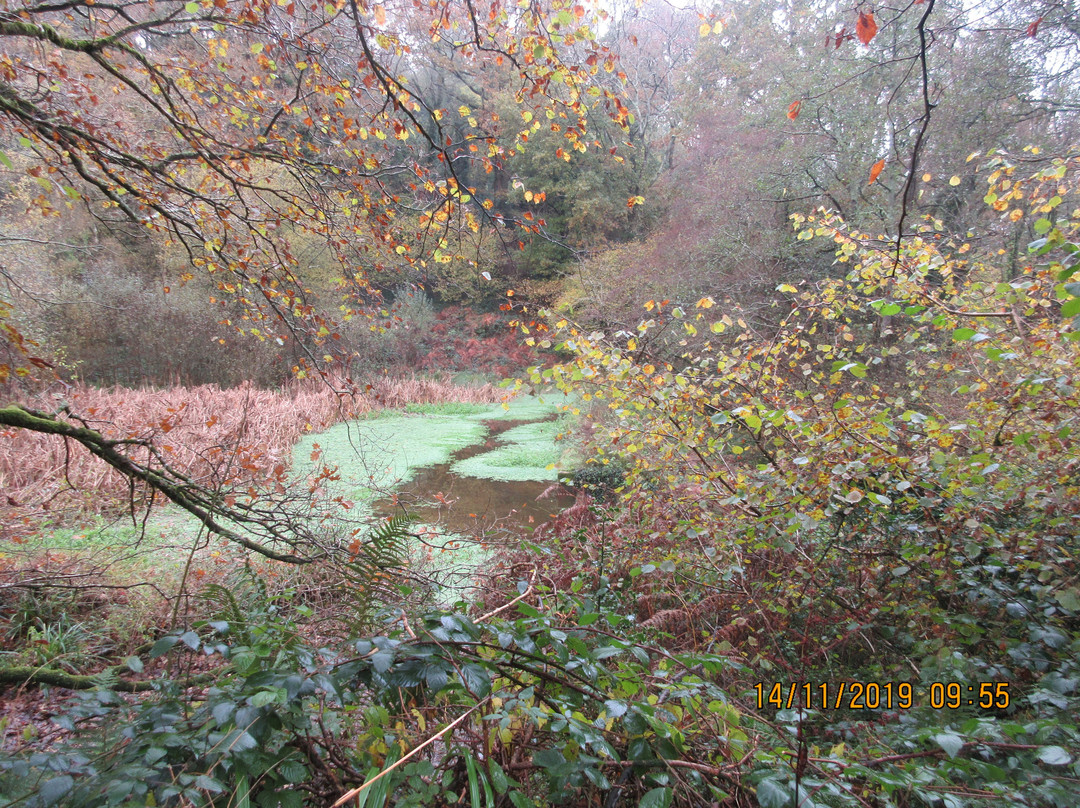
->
{"left": 0, "top": 376, "right": 507, "bottom": 534}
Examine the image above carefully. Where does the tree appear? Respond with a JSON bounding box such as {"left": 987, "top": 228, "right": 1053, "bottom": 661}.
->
{"left": 0, "top": 0, "right": 626, "bottom": 557}
{"left": 567, "top": 0, "right": 1080, "bottom": 333}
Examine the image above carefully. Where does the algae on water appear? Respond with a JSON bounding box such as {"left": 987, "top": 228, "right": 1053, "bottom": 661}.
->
{"left": 450, "top": 418, "right": 565, "bottom": 483}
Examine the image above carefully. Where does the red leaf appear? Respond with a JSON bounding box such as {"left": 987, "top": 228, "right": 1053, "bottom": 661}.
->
{"left": 787, "top": 100, "right": 802, "bottom": 120}
{"left": 868, "top": 159, "right": 885, "bottom": 185}
{"left": 856, "top": 12, "right": 878, "bottom": 45}
{"left": 1027, "top": 16, "right": 1043, "bottom": 37}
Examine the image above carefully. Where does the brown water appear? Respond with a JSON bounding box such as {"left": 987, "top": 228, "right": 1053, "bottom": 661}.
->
{"left": 372, "top": 418, "right": 576, "bottom": 537}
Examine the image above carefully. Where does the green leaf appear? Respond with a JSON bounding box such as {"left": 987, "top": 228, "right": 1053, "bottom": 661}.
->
{"left": 1034, "top": 217, "right": 1053, "bottom": 234}
{"left": 1061, "top": 297, "right": 1080, "bottom": 318}
{"left": 508, "top": 791, "right": 534, "bottom": 808}
{"left": 150, "top": 635, "right": 180, "bottom": 658}
{"left": 465, "top": 754, "right": 481, "bottom": 808}
{"left": 604, "top": 699, "right": 628, "bottom": 718}
{"left": 880, "top": 303, "right": 902, "bottom": 316}
{"left": 125, "top": 655, "right": 144, "bottom": 673}
{"left": 460, "top": 663, "right": 491, "bottom": 697}
{"left": 638, "top": 787, "right": 672, "bottom": 808}
{"left": 194, "top": 774, "right": 225, "bottom": 793}
{"left": 1037, "top": 745, "right": 1073, "bottom": 766}
{"left": 185, "top": 1, "right": 199, "bottom": 11}
{"left": 0, "top": 151, "right": 12, "bottom": 169}
{"left": 40, "top": 776, "right": 75, "bottom": 804}
{"left": 952, "top": 327, "right": 977, "bottom": 341}
{"left": 279, "top": 760, "right": 308, "bottom": 783}
{"left": 755, "top": 777, "right": 788, "bottom": 808}
{"left": 488, "top": 760, "right": 509, "bottom": 795}
{"left": 934, "top": 732, "right": 964, "bottom": 759}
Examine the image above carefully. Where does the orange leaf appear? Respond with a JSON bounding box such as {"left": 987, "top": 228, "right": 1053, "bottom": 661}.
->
{"left": 374, "top": 4, "right": 386, "bottom": 25}
{"left": 787, "top": 100, "right": 801, "bottom": 120}
{"left": 1027, "top": 16, "right": 1042, "bottom": 37}
{"left": 868, "top": 158, "right": 885, "bottom": 185}
{"left": 856, "top": 12, "right": 877, "bottom": 45}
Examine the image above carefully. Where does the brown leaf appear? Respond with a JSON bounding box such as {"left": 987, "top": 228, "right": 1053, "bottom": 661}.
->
{"left": 857, "top": 12, "right": 878, "bottom": 45}
{"left": 1027, "top": 16, "right": 1043, "bottom": 37}
{"left": 868, "top": 158, "right": 885, "bottom": 185}
{"left": 787, "top": 100, "right": 802, "bottom": 120}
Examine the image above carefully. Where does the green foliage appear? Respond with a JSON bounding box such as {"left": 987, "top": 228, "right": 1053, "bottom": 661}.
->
{"left": 1, "top": 578, "right": 326, "bottom": 808}
{"left": 508, "top": 152, "right": 1080, "bottom": 805}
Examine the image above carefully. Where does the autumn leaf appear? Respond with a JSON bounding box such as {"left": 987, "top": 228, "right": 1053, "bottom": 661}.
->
{"left": 374, "top": 4, "right": 386, "bottom": 25}
{"left": 787, "top": 100, "right": 801, "bottom": 120}
{"left": 856, "top": 12, "right": 877, "bottom": 45}
{"left": 1027, "top": 17, "right": 1042, "bottom": 37}
{"left": 868, "top": 159, "right": 885, "bottom": 185}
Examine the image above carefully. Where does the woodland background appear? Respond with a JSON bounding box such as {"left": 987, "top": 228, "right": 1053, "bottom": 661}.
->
{"left": 0, "top": 0, "right": 1079, "bottom": 806}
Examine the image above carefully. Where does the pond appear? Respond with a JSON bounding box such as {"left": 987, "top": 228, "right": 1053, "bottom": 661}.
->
{"left": 290, "top": 395, "right": 579, "bottom": 590}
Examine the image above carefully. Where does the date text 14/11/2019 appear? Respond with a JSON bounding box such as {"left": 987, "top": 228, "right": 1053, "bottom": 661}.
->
{"left": 754, "top": 682, "right": 1011, "bottom": 711}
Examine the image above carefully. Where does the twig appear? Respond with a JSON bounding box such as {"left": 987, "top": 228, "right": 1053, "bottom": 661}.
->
{"left": 476, "top": 570, "right": 537, "bottom": 623}
{"left": 330, "top": 696, "right": 492, "bottom": 808}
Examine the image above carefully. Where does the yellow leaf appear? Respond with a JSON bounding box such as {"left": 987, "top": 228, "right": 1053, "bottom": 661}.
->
{"left": 696, "top": 297, "right": 715, "bottom": 309}
{"left": 699, "top": 22, "right": 711, "bottom": 36}
{"left": 250, "top": 42, "right": 265, "bottom": 54}
{"left": 949, "top": 176, "right": 961, "bottom": 186}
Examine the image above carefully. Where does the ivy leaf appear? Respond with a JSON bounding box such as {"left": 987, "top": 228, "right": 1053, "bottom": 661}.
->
{"left": 868, "top": 159, "right": 885, "bottom": 185}
{"left": 856, "top": 12, "right": 878, "bottom": 45}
